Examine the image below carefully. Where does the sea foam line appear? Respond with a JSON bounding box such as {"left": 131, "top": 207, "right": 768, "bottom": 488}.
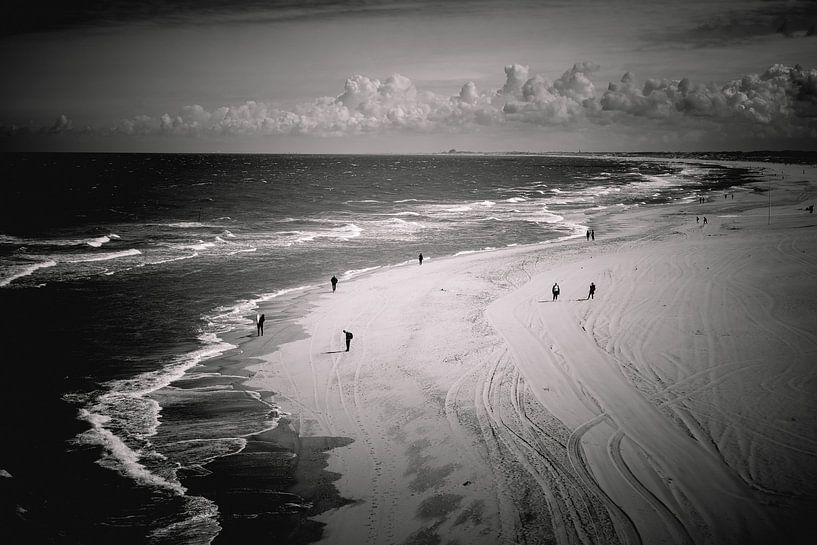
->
{"left": 73, "top": 333, "right": 238, "bottom": 497}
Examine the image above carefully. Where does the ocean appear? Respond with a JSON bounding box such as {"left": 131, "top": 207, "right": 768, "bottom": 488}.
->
{"left": 0, "top": 152, "right": 755, "bottom": 544}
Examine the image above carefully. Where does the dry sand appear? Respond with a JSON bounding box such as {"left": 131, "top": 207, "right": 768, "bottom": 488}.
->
{"left": 237, "top": 160, "right": 817, "bottom": 545}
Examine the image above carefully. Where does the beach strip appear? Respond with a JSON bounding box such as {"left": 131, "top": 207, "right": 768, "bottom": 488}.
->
{"left": 196, "top": 160, "right": 816, "bottom": 544}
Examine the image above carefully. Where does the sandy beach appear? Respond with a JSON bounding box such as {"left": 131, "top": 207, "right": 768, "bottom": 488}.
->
{"left": 206, "top": 159, "right": 817, "bottom": 545}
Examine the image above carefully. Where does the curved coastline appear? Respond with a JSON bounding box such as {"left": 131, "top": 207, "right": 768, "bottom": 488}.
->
{"left": 137, "top": 157, "right": 817, "bottom": 544}
{"left": 234, "top": 159, "right": 816, "bottom": 544}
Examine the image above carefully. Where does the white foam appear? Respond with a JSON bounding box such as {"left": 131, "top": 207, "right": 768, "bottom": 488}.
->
{"left": 147, "top": 495, "right": 221, "bottom": 542}
{"left": 183, "top": 241, "right": 215, "bottom": 251}
{"left": 1, "top": 260, "right": 57, "bottom": 287}
{"left": 343, "top": 266, "right": 381, "bottom": 279}
{"left": 453, "top": 247, "right": 496, "bottom": 256}
{"left": 64, "top": 249, "right": 142, "bottom": 263}
{"left": 86, "top": 236, "right": 111, "bottom": 247}
{"left": 227, "top": 248, "right": 257, "bottom": 256}
{"left": 164, "top": 222, "right": 211, "bottom": 228}
{"left": 75, "top": 409, "right": 187, "bottom": 495}
{"left": 147, "top": 253, "right": 199, "bottom": 266}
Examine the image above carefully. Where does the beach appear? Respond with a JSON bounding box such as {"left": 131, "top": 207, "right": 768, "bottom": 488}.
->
{"left": 2, "top": 154, "right": 814, "bottom": 544}
{"left": 183, "top": 159, "right": 817, "bottom": 545}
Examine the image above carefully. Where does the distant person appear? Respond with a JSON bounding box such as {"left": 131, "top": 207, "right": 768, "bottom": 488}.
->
{"left": 588, "top": 282, "right": 596, "bottom": 300}
{"left": 257, "top": 313, "right": 265, "bottom": 336}
{"left": 586, "top": 229, "right": 591, "bottom": 241}
{"left": 590, "top": 229, "right": 595, "bottom": 241}
{"left": 552, "top": 283, "right": 560, "bottom": 301}
{"left": 331, "top": 275, "right": 338, "bottom": 293}
{"left": 343, "top": 329, "right": 354, "bottom": 351}
{"left": 696, "top": 216, "right": 699, "bottom": 223}
{"left": 703, "top": 216, "right": 708, "bottom": 225}
{"left": 418, "top": 253, "right": 424, "bottom": 265}
{"left": 807, "top": 204, "right": 814, "bottom": 214}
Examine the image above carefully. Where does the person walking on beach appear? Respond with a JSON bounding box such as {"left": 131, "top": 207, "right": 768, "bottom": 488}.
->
{"left": 552, "top": 283, "right": 560, "bottom": 301}
{"left": 343, "top": 329, "right": 354, "bottom": 351}
{"left": 703, "top": 216, "right": 708, "bottom": 225}
{"left": 418, "top": 253, "right": 424, "bottom": 265}
{"left": 586, "top": 229, "right": 590, "bottom": 241}
{"left": 696, "top": 216, "right": 699, "bottom": 223}
{"left": 257, "top": 313, "right": 265, "bottom": 336}
{"left": 591, "top": 229, "right": 595, "bottom": 241}
{"left": 588, "top": 282, "right": 596, "bottom": 300}
{"left": 331, "top": 275, "right": 338, "bottom": 293}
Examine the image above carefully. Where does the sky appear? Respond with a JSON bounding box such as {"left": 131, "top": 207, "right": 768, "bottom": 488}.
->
{"left": 1, "top": 0, "right": 816, "bottom": 153}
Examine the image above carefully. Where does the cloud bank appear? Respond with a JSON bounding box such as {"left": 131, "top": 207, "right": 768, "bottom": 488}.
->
{"left": 5, "top": 62, "right": 817, "bottom": 143}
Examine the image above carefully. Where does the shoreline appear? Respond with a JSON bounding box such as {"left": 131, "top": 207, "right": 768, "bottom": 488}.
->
{"left": 178, "top": 157, "right": 816, "bottom": 543}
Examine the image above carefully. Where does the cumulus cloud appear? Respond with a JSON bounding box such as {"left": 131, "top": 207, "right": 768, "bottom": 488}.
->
{"left": 600, "top": 63, "right": 817, "bottom": 136}
{"left": 5, "top": 62, "right": 817, "bottom": 142}
{"left": 502, "top": 62, "right": 601, "bottom": 125}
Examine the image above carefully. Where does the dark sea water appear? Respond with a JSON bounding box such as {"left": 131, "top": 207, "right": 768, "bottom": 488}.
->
{"left": 0, "top": 153, "right": 755, "bottom": 544}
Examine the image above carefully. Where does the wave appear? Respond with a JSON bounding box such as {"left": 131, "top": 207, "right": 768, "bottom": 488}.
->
{"left": 343, "top": 266, "right": 381, "bottom": 279}
{"left": 206, "top": 285, "right": 314, "bottom": 334}
{"left": 227, "top": 248, "right": 257, "bottom": 256}
{"left": 160, "top": 222, "right": 222, "bottom": 229}
{"left": 75, "top": 409, "right": 187, "bottom": 495}
{"left": 182, "top": 241, "right": 216, "bottom": 252}
{"left": 0, "top": 260, "right": 57, "bottom": 287}
{"left": 71, "top": 331, "right": 238, "bottom": 499}
{"left": 0, "top": 233, "right": 120, "bottom": 248}
{"left": 63, "top": 248, "right": 142, "bottom": 263}
{"left": 146, "top": 253, "right": 199, "bottom": 266}
{"left": 453, "top": 247, "right": 496, "bottom": 257}
{"left": 87, "top": 234, "right": 120, "bottom": 247}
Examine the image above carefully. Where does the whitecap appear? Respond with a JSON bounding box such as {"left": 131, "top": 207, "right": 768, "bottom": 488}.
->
{"left": 0, "top": 260, "right": 57, "bottom": 287}
{"left": 64, "top": 249, "right": 142, "bottom": 263}
{"left": 182, "top": 241, "right": 215, "bottom": 251}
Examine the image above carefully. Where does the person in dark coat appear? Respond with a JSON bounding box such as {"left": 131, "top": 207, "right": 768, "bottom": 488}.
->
{"left": 588, "top": 282, "right": 596, "bottom": 300}
{"left": 257, "top": 313, "right": 265, "bottom": 336}
{"left": 343, "top": 329, "right": 354, "bottom": 351}
{"left": 331, "top": 275, "right": 338, "bottom": 292}
{"left": 418, "top": 253, "right": 424, "bottom": 265}
{"left": 552, "top": 283, "right": 560, "bottom": 301}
